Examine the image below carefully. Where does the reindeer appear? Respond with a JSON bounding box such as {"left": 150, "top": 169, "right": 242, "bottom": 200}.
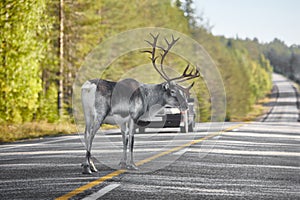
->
{"left": 81, "top": 33, "right": 200, "bottom": 174}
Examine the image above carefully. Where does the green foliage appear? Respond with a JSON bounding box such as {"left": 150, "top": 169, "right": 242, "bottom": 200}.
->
{"left": 99, "top": 0, "right": 189, "bottom": 35}
{"left": 0, "top": 0, "right": 53, "bottom": 123}
{"left": 0, "top": 0, "right": 278, "bottom": 127}
{"left": 192, "top": 29, "right": 272, "bottom": 120}
{"left": 36, "top": 83, "right": 59, "bottom": 123}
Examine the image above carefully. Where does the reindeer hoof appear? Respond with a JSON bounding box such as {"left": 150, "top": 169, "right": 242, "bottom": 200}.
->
{"left": 90, "top": 163, "right": 98, "bottom": 173}
{"left": 119, "top": 161, "right": 127, "bottom": 169}
{"left": 126, "top": 163, "right": 139, "bottom": 170}
{"left": 82, "top": 164, "right": 92, "bottom": 174}
{"left": 90, "top": 166, "right": 98, "bottom": 173}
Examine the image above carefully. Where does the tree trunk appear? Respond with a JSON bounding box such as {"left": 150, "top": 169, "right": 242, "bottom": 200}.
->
{"left": 58, "top": 0, "right": 64, "bottom": 118}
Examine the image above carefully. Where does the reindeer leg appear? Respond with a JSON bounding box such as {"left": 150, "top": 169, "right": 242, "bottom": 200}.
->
{"left": 127, "top": 119, "right": 138, "bottom": 170}
{"left": 88, "top": 117, "right": 103, "bottom": 173}
{"left": 82, "top": 118, "right": 102, "bottom": 174}
{"left": 119, "top": 122, "right": 128, "bottom": 169}
{"left": 82, "top": 125, "right": 93, "bottom": 174}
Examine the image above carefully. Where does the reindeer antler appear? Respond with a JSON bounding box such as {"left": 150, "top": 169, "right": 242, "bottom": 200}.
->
{"left": 158, "top": 35, "right": 180, "bottom": 80}
{"left": 142, "top": 33, "right": 169, "bottom": 81}
{"left": 143, "top": 33, "right": 200, "bottom": 83}
{"left": 170, "top": 64, "right": 201, "bottom": 83}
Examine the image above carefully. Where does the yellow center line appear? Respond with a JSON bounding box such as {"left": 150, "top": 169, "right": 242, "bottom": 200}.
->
{"left": 55, "top": 123, "right": 246, "bottom": 200}
{"left": 55, "top": 169, "right": 126, "bottom": 200}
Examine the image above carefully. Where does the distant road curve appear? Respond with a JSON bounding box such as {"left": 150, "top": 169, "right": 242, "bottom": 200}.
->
{"left": 262, "top": 73, "right": 300, "bottom": 122}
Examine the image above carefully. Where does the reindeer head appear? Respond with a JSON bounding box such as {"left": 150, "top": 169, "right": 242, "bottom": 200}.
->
{"left": 143, "top": 33, "right": 200, "bottom": 110}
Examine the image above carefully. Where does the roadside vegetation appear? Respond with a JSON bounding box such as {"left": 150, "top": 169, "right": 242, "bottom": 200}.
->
{"left": 1, "top": 0, "right": 298, "bottom": 142}
{"left": 0, "top": 121, "right": 76, "bottom": 143}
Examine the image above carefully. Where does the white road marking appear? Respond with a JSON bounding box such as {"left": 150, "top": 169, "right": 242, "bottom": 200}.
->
{"left": 193, "top": 162, "right": 300, "bottom": 170}
{"left": 0, "top": 146, "right": 195, "bottom": 156}
{"left": 0, "top": 176, "right": 95, "bottom": 184}
{"left": 189, "top": 148, "right": 300, "bottom": 157}
{"left": 173, "top": 147, "right": 189, "bottom": 155}
{"left": 0, "top": 131, "right": 209, "bottom": 150}
{"left": 0, "top": 150, "right": 84, "bottom": 156}
{"left": 214, "top": 140, "right": 298, "bottom": 146}
{"left": 213, "top": 135, "right": 221, "bottom": 139}
{"left": 0, "top": 135, "right": 80, "bottom": 150}
{"left": 81, "top": 184, "right": 120, "bottom": 200}
{"left": 222, "top": 132, "right": 300, "bottom": 139}
{"left": 0, "top": 163, "right": 79, "bottom": 167}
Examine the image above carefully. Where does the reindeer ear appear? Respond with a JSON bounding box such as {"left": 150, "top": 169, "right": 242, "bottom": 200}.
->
{"left": 187, "top": 82, "right": 195, "bottom": 90}
{"left": 163, "top": 82, "right": 169, "bottom": 90}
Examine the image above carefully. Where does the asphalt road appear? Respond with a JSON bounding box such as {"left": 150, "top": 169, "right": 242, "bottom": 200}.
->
{"left": 0, "top": 73, "right": 299, "bottom": 200}
{"left": 263, "top": 73, "right": 299, "bottom": 122}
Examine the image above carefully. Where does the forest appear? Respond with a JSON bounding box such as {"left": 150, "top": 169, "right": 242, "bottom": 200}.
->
{"left": 1, "top": 0, "right": 298, "bottom": 142}
{"left": 241, "top": 38, "right": 300, "bottom": 84}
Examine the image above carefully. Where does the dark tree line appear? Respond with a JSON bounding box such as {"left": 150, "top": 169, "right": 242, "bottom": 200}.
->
{"left": 264, "top": 39, "right": 300, "bottom": 83}
{"left": 233, "top": 37, "right": 300, "bottom": 83}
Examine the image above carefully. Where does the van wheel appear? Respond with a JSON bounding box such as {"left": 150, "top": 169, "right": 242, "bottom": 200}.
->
{"left": 188, "top": 120, "right": 195, "bottom": 132}
{"left": 139, "top": 127, "right": 145, "bottom": 133}
{"left": 180, "top": 125, "right": 188, "bottom": 133}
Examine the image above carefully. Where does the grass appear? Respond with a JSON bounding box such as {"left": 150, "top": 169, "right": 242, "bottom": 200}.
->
{"left": 0, "top": 121, "right": 78, "bottom": 143}
{"left": 0, "top": 121, "right": 119, "bottom": 143}
{"left": 230, "top": 97, "right": 272, "bottom": 122}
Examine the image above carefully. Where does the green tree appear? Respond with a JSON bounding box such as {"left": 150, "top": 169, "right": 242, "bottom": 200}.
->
{"left": 60, "top": 0, "right": 191, "bottom": 114}
{"left": 0, "top": 0, "right": 53, "bottom": 123}
{"left": 183, "top": 0, "right": 197, "bottom": 28}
